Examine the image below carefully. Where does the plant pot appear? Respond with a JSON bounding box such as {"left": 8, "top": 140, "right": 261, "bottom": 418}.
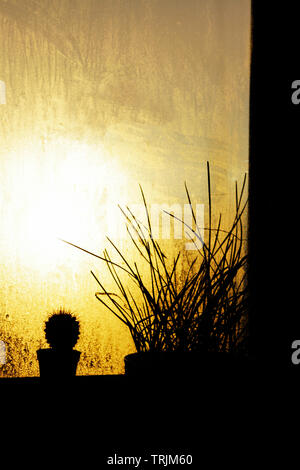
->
{"left": 124, "top": 351, "right": 248, "bottom": 379}
{"left": 37, "top": 348, "right": 81, "bottom": 380}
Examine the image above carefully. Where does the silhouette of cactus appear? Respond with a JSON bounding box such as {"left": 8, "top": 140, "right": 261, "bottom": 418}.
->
{"left": 44, "top": 309, "right": 80, "bottom": 350}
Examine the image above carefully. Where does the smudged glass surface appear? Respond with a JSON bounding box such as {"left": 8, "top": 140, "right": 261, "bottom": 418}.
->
{"left": 0, "top": 0, "right": 250, "bottom": 376}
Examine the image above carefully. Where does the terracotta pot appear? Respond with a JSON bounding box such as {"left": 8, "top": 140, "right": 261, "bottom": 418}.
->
{"left": 124, "top": 351, "right": 248, "bottom": 378}
{"left": 37, "top": 348, "right": 81, "bottom": 380}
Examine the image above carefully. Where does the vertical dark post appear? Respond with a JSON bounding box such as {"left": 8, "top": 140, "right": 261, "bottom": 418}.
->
{"left": 248, "top": 0, "right": 266, "bottom": 366}
{"left": 249, "top": 2, "right": 299, "bottom": 370}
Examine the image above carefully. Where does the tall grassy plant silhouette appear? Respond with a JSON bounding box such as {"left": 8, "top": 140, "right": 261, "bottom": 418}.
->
{"left": 165, "top": 163, "right": 248, "bottom": 354}
{"left": 62, "top": 162, "right": 248, "bottom": 355}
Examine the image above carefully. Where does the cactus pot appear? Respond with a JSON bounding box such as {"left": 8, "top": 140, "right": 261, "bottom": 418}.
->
{"left": 37, "top": 348, "right": 81, "bottom": 380}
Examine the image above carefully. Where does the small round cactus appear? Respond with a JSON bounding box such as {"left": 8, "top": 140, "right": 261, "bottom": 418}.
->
{"left": 44, "top": 308, "right": 80, "bottom": 350}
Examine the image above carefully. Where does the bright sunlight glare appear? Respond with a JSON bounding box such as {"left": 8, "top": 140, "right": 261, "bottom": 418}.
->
{"left": 2, "top": 136, "right": 129, "bottom": 272}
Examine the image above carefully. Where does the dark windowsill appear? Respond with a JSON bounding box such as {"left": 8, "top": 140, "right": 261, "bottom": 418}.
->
{"left": 0, "top": 374, "right": 125, "bottom": 384}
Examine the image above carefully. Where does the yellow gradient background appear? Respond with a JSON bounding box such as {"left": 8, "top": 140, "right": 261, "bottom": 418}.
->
{"left": 0, "top": 0, "right": 250, "bottom": 376}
